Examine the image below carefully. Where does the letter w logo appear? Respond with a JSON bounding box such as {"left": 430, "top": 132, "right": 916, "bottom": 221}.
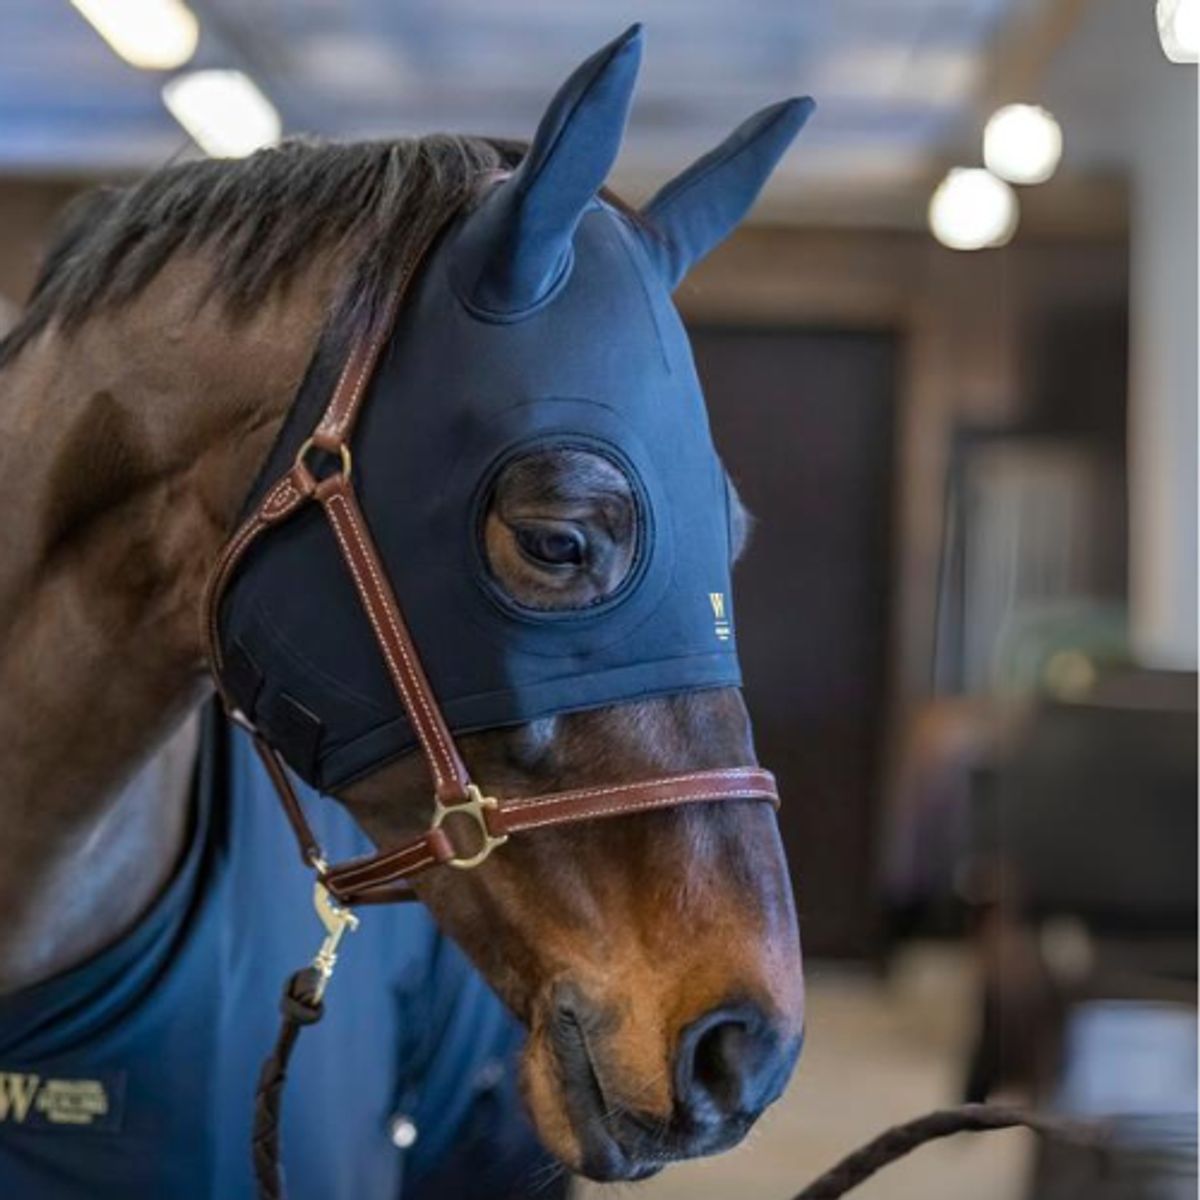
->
{"left": 0, "top": 1073, "right": 40, "bottom": 1123}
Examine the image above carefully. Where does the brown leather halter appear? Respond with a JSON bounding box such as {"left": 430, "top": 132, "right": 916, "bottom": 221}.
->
{"left": 202, "top": 196, "right": 779, "bottom": 1196}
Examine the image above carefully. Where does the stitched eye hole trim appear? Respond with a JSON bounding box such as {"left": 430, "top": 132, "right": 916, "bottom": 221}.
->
{"left": 477, "top": 441, "right": 647, "bottom": 617}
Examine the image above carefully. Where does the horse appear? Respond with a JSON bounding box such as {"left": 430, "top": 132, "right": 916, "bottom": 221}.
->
{"left": 0, "top": 25, "right": 810, "bottom": 1196}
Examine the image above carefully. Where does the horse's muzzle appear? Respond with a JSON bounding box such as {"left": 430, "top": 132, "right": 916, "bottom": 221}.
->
{"left": 549, "top": 984, "right": 802, "bottom": 1181}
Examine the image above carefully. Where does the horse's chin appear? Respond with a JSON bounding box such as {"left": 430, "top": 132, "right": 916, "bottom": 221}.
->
{"left": 518, "top": 1008, "right": 775, "bottom": 1183}
{"left": 519, "top": 1028, "right": 665, "bottom": 1181}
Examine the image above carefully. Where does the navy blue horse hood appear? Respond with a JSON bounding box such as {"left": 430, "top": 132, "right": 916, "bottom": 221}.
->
{"left": 219, "top": 26, "right": 814, "bottom": 791}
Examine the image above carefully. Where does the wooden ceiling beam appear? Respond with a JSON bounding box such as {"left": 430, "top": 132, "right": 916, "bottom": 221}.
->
{"left": 973, "top": 0, "right": 1098, "bottom": 123}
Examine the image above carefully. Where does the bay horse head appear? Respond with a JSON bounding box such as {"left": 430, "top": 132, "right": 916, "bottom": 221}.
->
{"left": 214, "top": 26, "right": 812, "bottom": 1182}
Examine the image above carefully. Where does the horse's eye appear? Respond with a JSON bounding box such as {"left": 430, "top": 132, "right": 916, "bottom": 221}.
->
{"left": 514, "top": 524, "right": 587, "bottom": 568}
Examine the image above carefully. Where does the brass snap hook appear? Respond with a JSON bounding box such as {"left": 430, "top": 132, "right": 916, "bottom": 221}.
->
{"left": 310, "top": 880, "right": 359, "bottom": 1002}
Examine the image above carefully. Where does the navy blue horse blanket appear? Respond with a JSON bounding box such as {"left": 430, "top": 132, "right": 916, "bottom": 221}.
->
{"left": 0, "top": 705, "right": 559, "bottom": 1199}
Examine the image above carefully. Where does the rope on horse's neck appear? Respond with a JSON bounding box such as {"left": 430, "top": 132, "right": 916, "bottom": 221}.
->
{"left": 790, "top": 1103, "right": 1106, "bottom": 1199}
{"left": 253, "top": 967, "right": 325, "bottom": 1200}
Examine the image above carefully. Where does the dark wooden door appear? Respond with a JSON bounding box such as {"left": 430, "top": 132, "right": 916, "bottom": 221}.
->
{"left": 690, "top": 326, "right": 897, "bottom": 957}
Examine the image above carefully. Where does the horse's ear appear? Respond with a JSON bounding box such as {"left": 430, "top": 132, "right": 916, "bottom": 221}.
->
{"left": 638, "top": 97, "right": 815, "bottom": 289}
{"left": 451, "top": 24, "right": 643, "bottom": 315}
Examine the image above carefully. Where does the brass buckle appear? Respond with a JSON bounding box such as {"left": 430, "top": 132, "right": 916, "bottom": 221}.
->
{"left": 432, "top": 784, "right": 508, "bottom": 870}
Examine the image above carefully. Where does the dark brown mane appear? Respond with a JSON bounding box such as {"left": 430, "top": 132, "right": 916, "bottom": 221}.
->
{"left": 0, "top": 134, "right": 524, "bottom": 369}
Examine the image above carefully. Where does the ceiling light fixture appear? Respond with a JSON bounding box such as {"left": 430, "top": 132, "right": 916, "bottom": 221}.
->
{"left": 928, "top": 167, "right": 1019, "bottom": 251}
{"left": 163, "top": 70, "right": 282, "bottom": 159}
{"left": 1157, "top": 0, "right": 1200, "bottom": 62}
{"left": 70, "top": 0, "right": 199, "bottom": 71}
{"left": 984, "top": 103, "right": 1063, "bottom": 185}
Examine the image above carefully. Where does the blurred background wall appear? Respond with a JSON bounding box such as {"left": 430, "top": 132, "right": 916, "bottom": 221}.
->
{"left": 0, "top": 2, "right": 1195, "bottom": 1197}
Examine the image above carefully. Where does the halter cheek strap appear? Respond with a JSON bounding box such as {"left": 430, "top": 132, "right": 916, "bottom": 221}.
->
{"left": 203, "top": 199, "right": 779, "bottom": 910}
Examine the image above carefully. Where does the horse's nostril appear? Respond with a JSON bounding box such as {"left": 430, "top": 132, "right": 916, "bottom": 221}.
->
{"left": 693, "top": 1018, "right": 750, "bottom": 1108}
{"left": 675, "top": 1003, "right": 792, "bottom": 1123}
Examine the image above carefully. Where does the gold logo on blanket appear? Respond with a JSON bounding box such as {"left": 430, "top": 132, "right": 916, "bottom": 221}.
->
{"left": 0, "top": 1070, "right": 123, "bottom": 1131}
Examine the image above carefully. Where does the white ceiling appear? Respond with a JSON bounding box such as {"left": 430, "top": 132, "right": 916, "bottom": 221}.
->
{"left": 1, "top": 2, "right": 1018, "bottom": 169}
{"left": 0, "top": 0, "right": 1143, "bottom": 224}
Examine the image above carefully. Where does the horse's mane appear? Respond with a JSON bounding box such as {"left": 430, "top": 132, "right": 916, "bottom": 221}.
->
{"left": 0, "top": 134, "right": 520, "bottom": 369}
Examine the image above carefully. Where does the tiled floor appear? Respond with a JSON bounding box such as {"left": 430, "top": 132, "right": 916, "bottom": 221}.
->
{"left": 579, "top": 944, "right": 1032, "bottom": 1200}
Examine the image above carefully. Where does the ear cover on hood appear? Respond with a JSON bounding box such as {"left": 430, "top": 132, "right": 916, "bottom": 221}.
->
{"left": 450, "top": 23, "right": 644, "bottom": 316}
{"left": 637, "top": 96, "right": 816, "bottom": 289}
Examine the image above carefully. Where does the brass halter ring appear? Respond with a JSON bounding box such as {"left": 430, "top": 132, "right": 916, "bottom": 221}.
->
{"left": 295, "top": 436, "right": 353, "bottom": 482}
{"left": 432, "top": 784, "right": 509, "bottom": 870}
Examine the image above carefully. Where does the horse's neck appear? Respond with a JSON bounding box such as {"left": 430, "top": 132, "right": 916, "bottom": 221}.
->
{"left": 0, "top": 256, "right": 333, "bottom": 992}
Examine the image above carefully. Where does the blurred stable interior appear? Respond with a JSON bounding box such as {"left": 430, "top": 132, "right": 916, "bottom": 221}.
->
{"left": 0, "top": 2, "right": 1195, "bottom": 1197}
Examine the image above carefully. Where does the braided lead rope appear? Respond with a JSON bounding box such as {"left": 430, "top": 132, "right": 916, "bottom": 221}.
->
{"left": 252, "top": 968, "right": 325, "bottom": 1200}
{"left": 791, "top": 1103, "right": 1108, "bottom": 1199}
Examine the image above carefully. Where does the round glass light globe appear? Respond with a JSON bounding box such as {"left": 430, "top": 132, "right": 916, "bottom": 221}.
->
{"left": 71, "top": 0, "right": 199, "bottom": 71}
{"left": 1158, "top": 0, "right": 1200, "bottom": 62}
{"left": 984, "top": 104, "right": 1063, "bottom": 185}
{"left": 928, "top": 168, "right": 1019, "bottom": 251}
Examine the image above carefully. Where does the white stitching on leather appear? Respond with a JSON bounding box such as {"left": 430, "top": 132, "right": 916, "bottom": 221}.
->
{"left": 207, "top": 476, "right": 305, "bottom": 665}
{"left": 262, "top": 480, "right": 298, "bottom": 517}
{"left": 331, "top": 846, "right": 437, "bottom": 888}
{"left": 497, "top": 769, "right": 767, "bottom": 810}
{"left": 318, "top": 342, "right": 371, "bottom": 439}
{"left": 334, "top": 490, "right": 464, "bottom": 788}
{"left": 323, "top": 491, "right": 447, "bottom": 788}
{"left": 505, "top": 788, "right": 766, "bottom": 834}
{"left": 317, "top": 248, "right": 417, "bottom": 439}
{"left": 323, "top": 490, "right": 456, "bottom": 791}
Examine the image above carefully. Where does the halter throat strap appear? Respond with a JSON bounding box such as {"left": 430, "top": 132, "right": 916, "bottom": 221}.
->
{"left": 202, "top": 198, "right": 778, "bottom": 908}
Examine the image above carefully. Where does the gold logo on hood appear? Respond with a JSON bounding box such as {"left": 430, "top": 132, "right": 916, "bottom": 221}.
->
{"left": 709, "top": 592, "right": 731, "bottom": 641}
